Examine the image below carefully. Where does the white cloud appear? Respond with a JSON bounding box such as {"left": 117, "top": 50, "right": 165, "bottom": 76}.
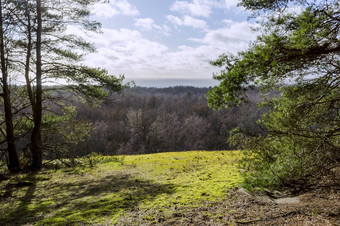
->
{"left": 222, "top": 19, "right": 234, "bottom": 24}
{"left": 171, "top": 0, "right": 212, "bottom": 17}
{"left": 134, "top": 18, "right": 170, "bottom": 34}
{"left": 83, "top": 20, "right": 258, "bottom": 80}
{"left": 223, "top": 0, "right": 240, "bottom": 9}
{"left": 167, "top": 15, "right": 207, "bottom": 29}
{"left": 170, "top": 0, "right": 239, "bottom": 18}
{"left": 91, "top": 0, "right": 139, "bottom": 18}
{"left": 84, "top": 28, "right": 214, "bottom": 78}
{"left": 190, "top": 21, "right": 258, "bottom": 51}
{"left": 134, "top": 18, "right": 155, "bottom": 30}
{"left": 84, "top": 28, "right": 169, "bottom": 77}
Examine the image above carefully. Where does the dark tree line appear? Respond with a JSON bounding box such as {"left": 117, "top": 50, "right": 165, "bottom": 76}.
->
{"left": 70, "top": 86, "right": 264, "bottom": 156}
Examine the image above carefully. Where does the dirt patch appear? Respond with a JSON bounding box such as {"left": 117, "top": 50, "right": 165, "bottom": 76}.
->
{"left": 225, "top": 187, "right": 340, "bottom": 225}
{"left": 240, "top": 188, "right": 301, "bottom": 204}
{"left": 116, "top": 186, "right": 340, "bottom": 225}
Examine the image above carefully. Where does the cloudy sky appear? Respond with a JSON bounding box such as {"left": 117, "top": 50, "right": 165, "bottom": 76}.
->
{"left": 85, "top": 0, "right": 258, "bottom": 85}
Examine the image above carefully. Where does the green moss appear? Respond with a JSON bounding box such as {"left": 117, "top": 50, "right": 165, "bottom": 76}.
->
{"left": 0, "top": 150, "right": 242, "bottom": 225}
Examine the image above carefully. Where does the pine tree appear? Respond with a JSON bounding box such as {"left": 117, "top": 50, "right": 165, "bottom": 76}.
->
{"left": 0, "top": 0, "right": 20, "bottom": 172}
{"left": 209, "top": 0, "right": 340, "bottom": 188}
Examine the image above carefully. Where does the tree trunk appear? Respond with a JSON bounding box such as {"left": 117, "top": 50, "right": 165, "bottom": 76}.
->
{"left": 0, "top": 0, "right": 20, "bottom": 172}
{"left": 30, "top": 0, "right": 42, "bottom": 170}
{"left": 24, "top": 0, "right": 35, "bottom": 108}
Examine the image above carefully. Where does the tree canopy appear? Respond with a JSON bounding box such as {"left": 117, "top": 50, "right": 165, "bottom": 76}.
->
{"left": 208, "top": 0, "right": 340, "bottom": 188}
{"left": 0, "top": 0, "right": 126, "bottom": 172}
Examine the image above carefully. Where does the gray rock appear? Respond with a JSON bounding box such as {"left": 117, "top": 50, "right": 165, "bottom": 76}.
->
{"left": 274, "top": 197, "right": 300, "bottom": 204}
{"left": 238, "top": 188, "right": 252, "bottom": 197}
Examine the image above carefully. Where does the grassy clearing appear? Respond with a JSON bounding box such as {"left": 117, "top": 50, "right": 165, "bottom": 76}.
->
{"left": 0, "top": 150, "right": 242, "bottom": 225}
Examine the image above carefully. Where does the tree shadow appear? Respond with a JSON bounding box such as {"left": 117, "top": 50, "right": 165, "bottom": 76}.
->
{"left": 0, "top": 173, "right": 37, "bottom": 225}
{"left": 1, "top": 173, "right": 177, "bottom": 225}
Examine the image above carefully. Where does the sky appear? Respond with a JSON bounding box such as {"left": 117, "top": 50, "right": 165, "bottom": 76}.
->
{"left": 85, "top": 0, "right": 259, "bottom": 86}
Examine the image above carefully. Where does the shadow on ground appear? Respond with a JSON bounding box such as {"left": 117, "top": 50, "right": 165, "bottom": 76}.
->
{"left": 0, "top": 173, "right": 177, "bottom": 225}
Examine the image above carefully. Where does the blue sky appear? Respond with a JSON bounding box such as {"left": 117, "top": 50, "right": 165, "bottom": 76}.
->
{"left": 84, "top": 0, "right": 258, "bottom": 84}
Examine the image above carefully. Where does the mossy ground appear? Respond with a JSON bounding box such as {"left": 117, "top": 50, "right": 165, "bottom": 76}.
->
{"left": 0, "top": 151, "right": 242, "bottom": 225}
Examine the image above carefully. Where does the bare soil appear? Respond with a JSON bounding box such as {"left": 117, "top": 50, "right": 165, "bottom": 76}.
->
{"left": 116, "top": 186, "right": 340, "bottom": 225}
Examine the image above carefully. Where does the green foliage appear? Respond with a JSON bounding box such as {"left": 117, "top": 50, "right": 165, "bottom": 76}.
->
{"left": 0, "top": 0, "right": 127, "bottom": 171}
{"left": 41, "top": 105, "right": 92, "bottom": 159}
{"left": 35, "top": 0, "right": 129, "bottom": 103}
{"left": 84, "top": 152, "right": 125, "bottom": 168}
{"left": 210, "top": 0, "right": 340, "bottom": 189}
{"left": 231, "top": 84, "right": 340, "bottom": 189}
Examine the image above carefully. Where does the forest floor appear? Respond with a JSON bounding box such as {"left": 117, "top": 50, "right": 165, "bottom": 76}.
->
{"left": 125, "top": 186, "right": 340, "bottom": 225}
{"left": 0, "top": 151, "right": 339, "bottom": 225}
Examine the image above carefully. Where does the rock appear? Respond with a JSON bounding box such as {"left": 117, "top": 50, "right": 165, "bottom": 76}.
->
{"left": 272, "top": 190, "right": 288, "bottom": 198}
{"left": 255, "top": 195, "right": 274, "bottom": 204}
{"left": 274, "top": 196, "right": 300, "bottom": 204}
{"left": 264, "top": 188, "right": 288, "bottom": 198}
{"left": 239, "top": 188, "right": 274, "bottom": 203}
{"left": 238, "top": 188, "right": 252, "bottom": 197}
{"left": 238, "top": 187, "right": 300, "bottom": 204}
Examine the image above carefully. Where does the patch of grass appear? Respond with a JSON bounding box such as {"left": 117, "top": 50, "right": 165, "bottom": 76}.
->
{"left": 123, "top": 151, "right": 242, "bottom": 209}
{"left": 0, "top": 150, "right": 242, "bottom": 225}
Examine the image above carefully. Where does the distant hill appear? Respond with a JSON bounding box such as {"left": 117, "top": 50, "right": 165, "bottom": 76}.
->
{"left": 127, "top": 78, "right": 219, "bottom": 88}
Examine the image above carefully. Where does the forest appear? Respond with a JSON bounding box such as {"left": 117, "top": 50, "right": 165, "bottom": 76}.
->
{"left": 0, "top": 0, "right": 339, "bottom": 224}
{"left": 72, "top": 86, "right": 263, "bottom": 157}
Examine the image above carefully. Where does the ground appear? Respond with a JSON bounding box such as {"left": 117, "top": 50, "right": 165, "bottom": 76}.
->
{"left": 0, "top": 151, "right": 339, "bottom": 225}
{"left": 116, "top": 187, "right": 340, "bottom": 225}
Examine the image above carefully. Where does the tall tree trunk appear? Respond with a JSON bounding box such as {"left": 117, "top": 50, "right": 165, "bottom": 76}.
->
{"left": 31, "top": 0, "right": 42, "bottom": 170}
{"left": 24, "top": 0, "right": 35, "bottom": 108}
{"left": 0, "top": 0, "right": 20, "bottom": 172}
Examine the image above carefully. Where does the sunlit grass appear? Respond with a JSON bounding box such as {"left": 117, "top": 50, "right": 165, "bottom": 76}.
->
{"left": 0, "top": 150, "right": 242, "bottom": 225}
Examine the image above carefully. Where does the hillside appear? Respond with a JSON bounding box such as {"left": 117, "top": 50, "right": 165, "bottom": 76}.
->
{"left": 0, "top": 151, "right": 242, "bottom": 225}
{"left": 1, "top": 151, "right": 339, "bottom": 225}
